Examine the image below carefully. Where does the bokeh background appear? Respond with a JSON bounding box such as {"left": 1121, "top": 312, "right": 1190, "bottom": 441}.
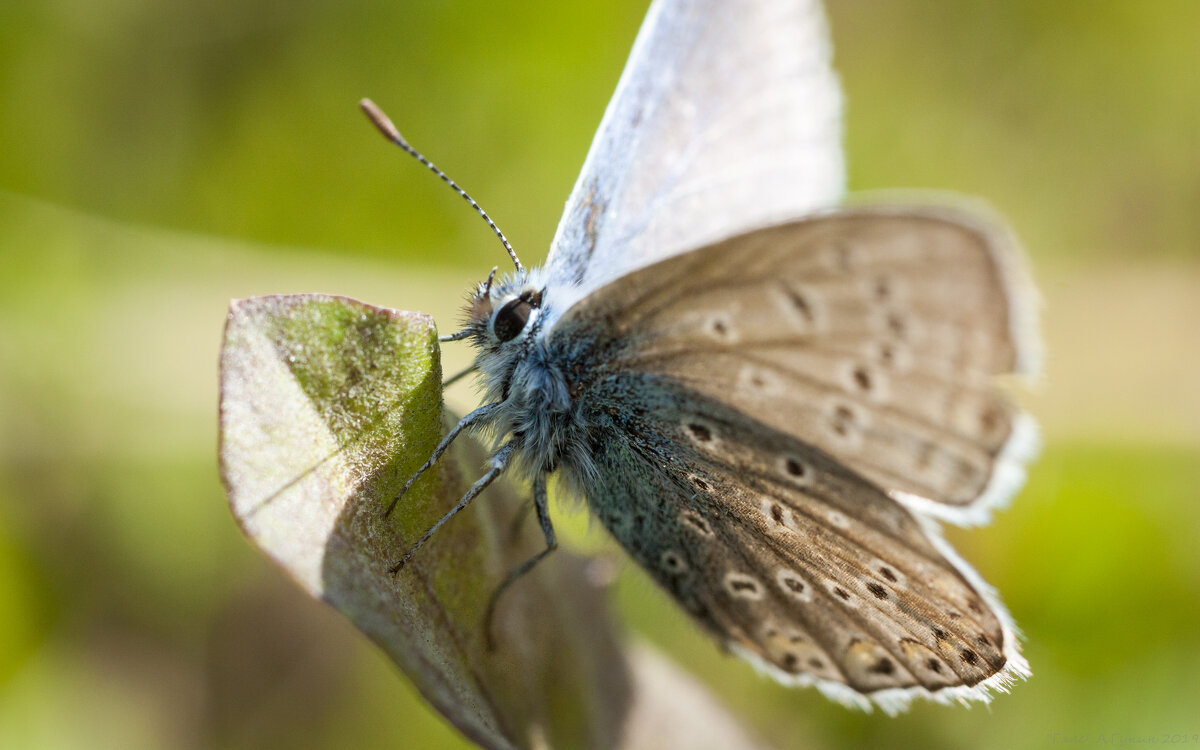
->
{"left": 1, "top": 0, "right": 1197, "bottom": 748}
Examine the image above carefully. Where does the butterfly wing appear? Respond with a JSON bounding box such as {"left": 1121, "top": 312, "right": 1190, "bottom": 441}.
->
{"left": 550, "top": 207, "right": 1040, "bottom": 523}
{"left": 573, "top": 377, "right": 1027, "bottom": 711}
{"left": 543, "top": 0, "right": 843, "bottom": 300}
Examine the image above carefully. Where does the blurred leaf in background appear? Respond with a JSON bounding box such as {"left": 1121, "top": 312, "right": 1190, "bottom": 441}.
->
{"left": 0, "top": 1, "right": 1197, "bottom": 749}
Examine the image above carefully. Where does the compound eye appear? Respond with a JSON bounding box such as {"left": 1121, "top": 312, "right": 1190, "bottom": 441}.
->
{"left": 493, "top": 298, "right": 532, "bottom": 342}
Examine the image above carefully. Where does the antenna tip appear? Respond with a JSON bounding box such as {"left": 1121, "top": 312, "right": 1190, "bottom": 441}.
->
{"left": 360, "top": 98, "right": 404, "bottom": 143}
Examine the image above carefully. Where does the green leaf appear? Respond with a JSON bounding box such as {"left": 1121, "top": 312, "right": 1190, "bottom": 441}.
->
{"left": 218, "top": 294, "right": 763, "bottom": 750}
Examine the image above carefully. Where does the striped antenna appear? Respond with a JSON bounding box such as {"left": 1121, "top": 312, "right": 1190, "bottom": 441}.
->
{"left": 360, "top": 98, "right": 523, "bottom": 274}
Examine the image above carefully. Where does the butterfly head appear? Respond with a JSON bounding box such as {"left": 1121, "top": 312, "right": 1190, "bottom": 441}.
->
{"left": 461, "top": 267, "right": 546, "bottom": 352}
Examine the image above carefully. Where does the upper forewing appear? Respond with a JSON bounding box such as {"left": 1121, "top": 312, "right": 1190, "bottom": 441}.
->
{"left": 544, "top": 0, "right": 843, "bottom": 299}
{"left": 552, "top": 208, "right": 1040, "bottom": 523}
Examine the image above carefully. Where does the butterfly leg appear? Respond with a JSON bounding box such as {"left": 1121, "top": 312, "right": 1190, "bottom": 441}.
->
{"left": 438, "top": 329, "right": 474, "bottom": 343}
{"left": 484, "top": 473, "right": 557, "bottom": 650}
{"left": 389, "top": 442, "right": 513, "bottom": 574}
{"left": 384, "top": 402, "right": 500, "bottom": 517}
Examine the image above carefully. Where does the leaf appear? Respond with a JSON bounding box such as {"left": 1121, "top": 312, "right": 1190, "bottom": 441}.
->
{"left": 218, "top": 293, "right": 764, "bottom": 750}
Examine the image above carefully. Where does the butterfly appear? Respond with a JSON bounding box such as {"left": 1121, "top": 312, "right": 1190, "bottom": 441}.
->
{"left": 367, "top": 0, "right": 1039, "bottom": 714}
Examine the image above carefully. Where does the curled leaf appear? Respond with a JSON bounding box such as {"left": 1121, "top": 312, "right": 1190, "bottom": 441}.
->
{"left": 218, "top": 293, "right": 763, "bottom": 750}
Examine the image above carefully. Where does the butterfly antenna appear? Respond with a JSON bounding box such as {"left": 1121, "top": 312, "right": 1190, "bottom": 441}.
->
{"left": 360, "top": 98, "right": 523, "bottom": 274}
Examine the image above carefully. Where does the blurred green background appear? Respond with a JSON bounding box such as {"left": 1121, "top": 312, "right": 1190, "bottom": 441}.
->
{"left": 1, "top": 0, "right": 1197, "bottom": 748}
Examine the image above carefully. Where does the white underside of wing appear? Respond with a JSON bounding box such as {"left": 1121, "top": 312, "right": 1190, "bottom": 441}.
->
{"left": 543, "top": 0, "right": 845, "bottom": 314}
{"left": 730, "top": 513, "right": 1031, "bottom": 715}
